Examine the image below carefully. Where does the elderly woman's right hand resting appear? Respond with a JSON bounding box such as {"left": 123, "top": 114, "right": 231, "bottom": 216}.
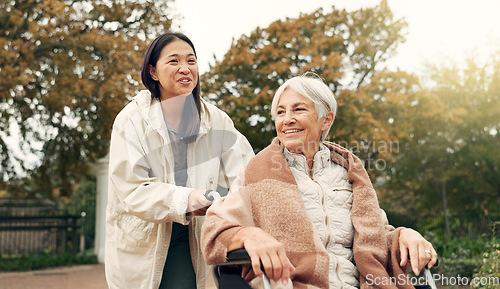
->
{"left": 228, "top": 227, "right": 295, "bottom": 285}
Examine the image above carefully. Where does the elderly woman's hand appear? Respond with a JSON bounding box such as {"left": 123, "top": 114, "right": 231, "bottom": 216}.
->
{"left": 229, "top": 227, "right": 295, "bottom": 285}
{"left": 399, "top": 228, "right": 438, "bottom": 275}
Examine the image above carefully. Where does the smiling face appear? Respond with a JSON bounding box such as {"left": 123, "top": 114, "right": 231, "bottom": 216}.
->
{"left": 275, "top": 88, "right": 334, "bottom": 161}
{"left": 149, "top": 39, "right": 198, "bottom": 100}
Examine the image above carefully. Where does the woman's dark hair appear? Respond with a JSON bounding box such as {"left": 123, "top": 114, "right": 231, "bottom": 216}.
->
{"left": 141, "top": 32, "right": 201, "bottom": 115}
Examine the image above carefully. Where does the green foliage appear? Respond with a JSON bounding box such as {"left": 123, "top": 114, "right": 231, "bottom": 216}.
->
{"left": 473, "top": 223, "right": 500, "bottom": 289}
{"left": 0, "top": 253, "right": 97, "bottom": 271}
{"left": 427, "top": 236, "right": 488, "bottom": 280}
{"left": 0, "top": 0, "right": 175, "bottom": 199}
{"left": 433, "top": 237, "right": 489, "bottom": 259}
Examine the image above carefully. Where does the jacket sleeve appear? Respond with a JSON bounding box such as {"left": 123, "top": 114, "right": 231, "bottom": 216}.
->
{"left": 201, "top": 171, "right": 255, "bottom": 265}
{"left": 380, "top": 208, "right": 397, "bottom": 248}
{"left": 217, "top": 112, "right": 255, "bottom": 189}
{"left": 108, "top": 113, "right": 193, "bottom": 225}
{"left": 387, "top": 228, "right": 414, "bottom": 289}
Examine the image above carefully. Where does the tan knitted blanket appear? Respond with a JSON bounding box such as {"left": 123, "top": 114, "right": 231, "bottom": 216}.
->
{"left": 202, "top": 138, "right": 414, "bottom": 289}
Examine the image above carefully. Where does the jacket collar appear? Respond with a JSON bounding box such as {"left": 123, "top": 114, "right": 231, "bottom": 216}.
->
{"left": 283, "top": 143, "right": 331, "bottom": 175}
{"left": 132, "top": 90, "right": 212, "bottom": 137}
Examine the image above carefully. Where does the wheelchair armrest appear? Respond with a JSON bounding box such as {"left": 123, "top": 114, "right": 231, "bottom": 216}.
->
{"left": 216, "top": 248, "right": 272, "bottom": 289}
{"left": 223, "top": 248, "right": 252, "bottom": 265}
{"left": 213, "top": 249, "right": 252, "bottom": 289}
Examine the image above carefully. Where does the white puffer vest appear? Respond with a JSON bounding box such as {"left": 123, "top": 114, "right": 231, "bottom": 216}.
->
{"left": 284, "top": 143, "right": 359, "bottom": 289}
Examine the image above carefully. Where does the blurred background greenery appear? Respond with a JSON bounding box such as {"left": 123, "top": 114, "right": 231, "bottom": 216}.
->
{"left": 1, "top": 0, "right": 498, "bottom": 287}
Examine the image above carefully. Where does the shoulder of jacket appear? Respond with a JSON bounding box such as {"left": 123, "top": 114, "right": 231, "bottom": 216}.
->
{"left": 113, "top": 90, "right": 152, "bottom": 128}
{"left": 201, "top": 99, "right": 232, "bottom": 126}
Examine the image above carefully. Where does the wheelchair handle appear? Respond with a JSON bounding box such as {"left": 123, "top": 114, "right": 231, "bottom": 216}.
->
{"left": 205, "top": 190, "right": 222, "bottom": 201}
{"left": 225, "top": 248, "right": 251, "bottom": 265}
{"left": 218, "top": 248, "right": 272, "bottom": 289}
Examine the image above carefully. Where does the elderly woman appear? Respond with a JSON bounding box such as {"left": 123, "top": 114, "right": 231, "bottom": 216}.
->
{"left": 201, "top": 74, "right": 437, "bottom": 289}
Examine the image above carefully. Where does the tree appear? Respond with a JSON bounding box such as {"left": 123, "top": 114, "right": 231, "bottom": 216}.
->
{"left": 379, "top": 86, "right": 456, "bottom": 236}
{"left": 382, "top": 53, "right": 500, "bottom": 238}
{"left": 199, "top": 0, "right": 499, "bottom": 239}
{"left": 428, "top": 55, "right": 500, "bottom": 236}
{"left": 201, "top": 0, "right": 408, "bottom": 169}
{"left": 0, "top": 0, "right": 176, "bottom": 199}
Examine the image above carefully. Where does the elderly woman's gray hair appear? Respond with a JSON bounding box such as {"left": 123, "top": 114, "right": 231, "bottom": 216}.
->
{"left": 271, "top": 74, "right": 338, "bottom": 140}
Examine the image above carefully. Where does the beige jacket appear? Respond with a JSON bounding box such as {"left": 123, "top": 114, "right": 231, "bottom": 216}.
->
{"left": 202, "top": 138, "right": 414, "bottom": 289}
{"left": 105, "top": 90, "right": 254, "bottom": 289}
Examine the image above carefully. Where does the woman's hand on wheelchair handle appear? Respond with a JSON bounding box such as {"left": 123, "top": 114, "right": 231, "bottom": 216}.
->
{"left": 187, "top": 189, "right": 213, "bottom": 216}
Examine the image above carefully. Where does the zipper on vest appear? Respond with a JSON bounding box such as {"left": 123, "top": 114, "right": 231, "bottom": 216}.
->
{"left": 313, "top": 177, "right": 345, "bottom": 289}
{"left": 332, "top": 254, "right": 344, "bottom": 289}
{"left": 313, "top": 178, "right": 331, "bottom": 247}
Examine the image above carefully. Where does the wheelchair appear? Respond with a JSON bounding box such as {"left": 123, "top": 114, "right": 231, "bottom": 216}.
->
{"left": 212, "top": 248, "right": 438, "bottom": 289}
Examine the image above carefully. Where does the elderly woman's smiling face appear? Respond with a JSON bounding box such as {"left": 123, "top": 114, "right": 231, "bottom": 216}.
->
{"left": 275, "top": 88, "right": 333, "bottom": 161}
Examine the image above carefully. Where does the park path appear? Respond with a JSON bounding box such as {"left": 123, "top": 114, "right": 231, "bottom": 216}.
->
{"left": 0, "top": 264, "right": 107, "bottom": 289}
{"left": 0, "top": 264, "right": 217, "bottom": 289}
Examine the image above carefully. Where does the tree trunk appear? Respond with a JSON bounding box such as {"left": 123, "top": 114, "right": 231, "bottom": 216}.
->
{"left": 441, "top": 179, "right": 451, "bottom": 239}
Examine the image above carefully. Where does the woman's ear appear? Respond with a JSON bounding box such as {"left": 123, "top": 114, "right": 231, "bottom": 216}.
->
{"left": 321, "top": 111, "right": 335, "bottom": 131}
{"left": 149, "top": 65, "right": 158, "bottom": 80}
